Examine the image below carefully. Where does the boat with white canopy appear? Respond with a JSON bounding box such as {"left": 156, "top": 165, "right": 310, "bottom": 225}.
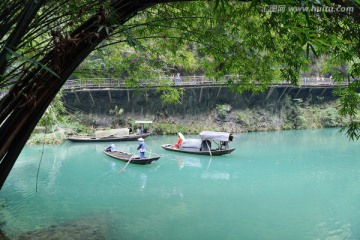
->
{"left": 161, "top": 131, "right": 235, "bottom": 156}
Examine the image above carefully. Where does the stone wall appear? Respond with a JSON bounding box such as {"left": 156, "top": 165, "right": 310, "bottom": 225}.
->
{"left": 62, "top": 86, "right": 338, "bottom": 117}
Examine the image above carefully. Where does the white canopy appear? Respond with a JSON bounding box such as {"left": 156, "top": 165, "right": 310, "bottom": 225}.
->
{"left": 199, "top": 131, "right": 231, "bottom": 142}
{"left": 95, "top": 128, "right": 129, "bottom": 138}
{"left": 181, "top": 139, "right": 202, "bottom": 149}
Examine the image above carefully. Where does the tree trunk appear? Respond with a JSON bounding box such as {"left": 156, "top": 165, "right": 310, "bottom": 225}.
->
{"left": 0, "top": 0, "right": 189, "bottom": 190}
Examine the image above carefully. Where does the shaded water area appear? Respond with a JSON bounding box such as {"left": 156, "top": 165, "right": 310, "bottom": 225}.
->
{"left": 1, "top": 128, "right": 360, "bottom": 239}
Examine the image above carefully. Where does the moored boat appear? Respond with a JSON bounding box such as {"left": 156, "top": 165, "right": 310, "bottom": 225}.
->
{"left": 68, "top": 133, "right": 150, "bottom": 142}
{"left": 161, "top": 131, "right": 235, "bottom": 156}
{"left": 103, "top": 150, "right": 160, "bottom": 165}
{"left": 67, "top": 127, "right": 150, "bottom": 142}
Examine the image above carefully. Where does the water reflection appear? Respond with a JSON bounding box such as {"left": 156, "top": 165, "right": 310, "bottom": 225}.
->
{"left": 201, "top": 171, "right": 230, "bottom": 180}
{"left": 139, "top": 173, "right": 147, "bottom": 191}
{"left": 175, "top": 155, "right": 202, "bottom": 169}
{"left": 173, "top": 154, "right": 231, "bottom": 180}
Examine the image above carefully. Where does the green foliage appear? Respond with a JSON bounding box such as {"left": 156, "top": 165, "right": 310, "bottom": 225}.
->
{"left": 232, "top": 95, "right": 345, "bottom": 132}
{"left": 30, "top": 112, "right": 95, "bottom": 144}
{"left": 111, "top": 118, "right": 126, "bottom": 128}
{"left": 216, "top": 104, "right": 232, "bottom": 120}
{"left": 60, "top": 113, "right": 97, "bottom": 134}
{"left": 156, "top": 86, "right": 182, "bottom": 104}
{"left": 38, "top": 92, "right": 66, "bottom": 132}
{"left": 321, "top": 108, "right": 342, "bottom": 127}
{"left": 281, "top": 95, "right": 302, "bottom": 129}
{"left": 235, "top": 111, "right": 251, "bottom": 126}
{"left": 70, "top": 1, "right": 360, "bottom": 138}
{"left": 71, "top": 124, "right": 88, "bottom": 134}
{"left": 336, "top": 81, "right": 360, "bottom": 117}
{"left": 27, "top": 132, "right": 65, "bottom": 145}
{"left": 151, "top": 122, "right": 192, "bottom": 135}
{"left": 335, "top": 80, "right": 360, "bottom": 139}
{"left": 235, "top": 109, "right": 265, "bottom": 131}
{"left": 341, "top": 121, "right": 360, "bottom": 140}
{"left": 70, "top": 1, "right": 355, "bottom": 112}
{"left": 109, "top": 105, "right": 124, "bottom": 116}
{"left": 2, "top": 0, "right": 360, "bottom": 142}
{"left": 109, "top": 106, "right": 127, "bottom": 127}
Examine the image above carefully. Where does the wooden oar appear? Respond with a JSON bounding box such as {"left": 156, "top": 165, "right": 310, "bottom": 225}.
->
{"left": 206, "top": 141, "right": 212, "bottom": 156}
{"left": 117, "top": 154, "right": 134, "bottom": 174}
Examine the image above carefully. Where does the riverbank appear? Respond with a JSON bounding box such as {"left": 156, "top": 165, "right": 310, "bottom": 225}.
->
{"left": 27, "top": 94, "right": 348, "bottom": 144}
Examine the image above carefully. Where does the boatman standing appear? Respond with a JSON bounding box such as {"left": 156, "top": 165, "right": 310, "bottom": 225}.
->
{"left": 137, "top": 138, "right": 146, "bottom": 159}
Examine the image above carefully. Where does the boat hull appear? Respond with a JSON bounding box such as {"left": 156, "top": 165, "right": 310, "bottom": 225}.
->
{"left": 103, "top": 150, "right": 160, "bottom": 165}
{"left": 67, "top": 133, "right": 150, "bottom": 142}
{"left": 161, "top": 144, "right": 235, "bottom": 156}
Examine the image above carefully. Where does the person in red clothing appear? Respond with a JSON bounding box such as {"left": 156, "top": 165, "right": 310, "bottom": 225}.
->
{"left": 174, "top": 133, "right": 183, "bottom": 148}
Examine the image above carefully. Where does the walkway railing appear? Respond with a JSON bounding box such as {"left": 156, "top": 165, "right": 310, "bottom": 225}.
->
{"left": 61, "top": 75, "right": 349, "bottom": 91}
{"left": 0, "top": 75, "right": 350, "bottom": 101}
{"left": 63, "top": 75, "right": 347, "bottom": 90}
{"left": 63, "top": 76, "right": 214, "bottom": 90}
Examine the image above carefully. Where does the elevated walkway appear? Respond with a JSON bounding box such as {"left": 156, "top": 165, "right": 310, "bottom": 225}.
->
{"left": 62, "top": 76, "right": 347, "bottom": 92}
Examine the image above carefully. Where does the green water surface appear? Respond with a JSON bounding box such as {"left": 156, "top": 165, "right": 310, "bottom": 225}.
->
{"left": 1, "top": 128, "right": 360, "bottom": 239}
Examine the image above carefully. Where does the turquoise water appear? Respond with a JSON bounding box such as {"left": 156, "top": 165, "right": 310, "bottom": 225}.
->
{"left": 1, "top": 128, "right": 360, "bottom": 239}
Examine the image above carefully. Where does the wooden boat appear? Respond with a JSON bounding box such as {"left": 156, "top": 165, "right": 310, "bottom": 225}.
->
{"left": 103, "top": 150, "right": 160, "bottom": 165}
{"left": 67, "top": 133, "right": 150, "bottom": 142}
{"left": 161, "top": 144, "right": 235, "bottom": 156}
{"left": 68, "top": 122, "right": 153, "bottom": 142}
{"left": 161, "top": 131, "right": 235, "bottom": 156}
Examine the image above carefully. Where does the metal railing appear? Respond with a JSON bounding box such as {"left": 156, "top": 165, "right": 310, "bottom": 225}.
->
{"left": 61, "top": 75, "right": 348, "bottom": 91}
{"left": 63, "top": 76, "right": 215, "bottom": 90}
{"left": 0, "top": 76, "right": 349, "bottom": 101}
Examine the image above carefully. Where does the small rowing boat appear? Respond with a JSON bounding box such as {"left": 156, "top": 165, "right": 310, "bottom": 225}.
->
{"left": 103, "top": 150, "right": 160, "bottom": 165}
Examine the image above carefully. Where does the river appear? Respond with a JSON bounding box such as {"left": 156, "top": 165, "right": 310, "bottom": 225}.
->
{"left": 1, "top": 128, "right": 360, "bottom": 239}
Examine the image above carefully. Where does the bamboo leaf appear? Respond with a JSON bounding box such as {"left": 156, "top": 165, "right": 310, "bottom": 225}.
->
{"left": 5, "top": 47, "right": 59, "bottom": 78}
{"left": 5, "top": 53, "right": 11, "bottom": 61}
